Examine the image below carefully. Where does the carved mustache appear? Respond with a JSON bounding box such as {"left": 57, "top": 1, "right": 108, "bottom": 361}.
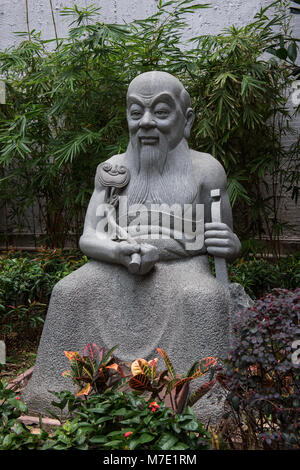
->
{"left": 137, "top": 129, "right": 160, "bottom": 140}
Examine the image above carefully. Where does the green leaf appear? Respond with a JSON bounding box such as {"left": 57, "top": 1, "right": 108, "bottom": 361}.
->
{"left": 186, "top": 361, "right": 200, "bottom": 377}
{"left": 275, "top": 47, "right": 288, "bottom": 60}
{"left": 137, "top": 433, "right": 155, "bottom": 444}
{"left": 138, "top": 359, "right": 152, "bottom": 378}
{"left": 3, "top": 433, "right": 13, "bottom": 448}
{"left": 8, "top": 397, "right": 27, "bottom": 413}
{"left": 103, "top": 440, "right": 123, "bottom": 447}
{"left": 111, "top": 407, "right": 130, "bottom": 417}
{"left": 95, "top": 416, "right": 113, "bottom": 424}
{"left": 41, "top": 440, "right": 56, "bottom": 450}
{"left": 181, "top": 419, "right": 199, "bottom": 431}
{"left": 287, "top": 42, "right": 297, "bottom": 62}
{"left": 172, "top": 442, "right": 190, "bottom": 450}
{"left": 75, "top": 428, "right": 87, "bottom": 445}
{"left": 89, "top": 436, "right": 108, "bottom": 444}
{"left": 101, "top": 345, "right": 119, "bottom": 365}
{"left": 129, "top": 432, "right": 155, "bottom": 449}
{"left": 156, "top": 432, "right": 179, "bottom": 450}
{"left": 13, "top": 421, "right": 25, "bottom": 435}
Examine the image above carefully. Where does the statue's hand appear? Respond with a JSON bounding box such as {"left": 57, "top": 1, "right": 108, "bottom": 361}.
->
{"left": 204, "top": 222, "right": 241, "bottom": 261}
{"left": 116, "top": 240, "right": 141, "bottom": 269}
{"left": 137, "top": 243, "right": 159, "bottom": 275}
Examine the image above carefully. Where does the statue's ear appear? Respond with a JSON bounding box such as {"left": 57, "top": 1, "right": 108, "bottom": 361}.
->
{"left": 184, "top": 108, "right": 195, "bottom": 139}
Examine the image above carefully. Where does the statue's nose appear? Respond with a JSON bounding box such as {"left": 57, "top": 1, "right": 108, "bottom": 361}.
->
{"left": 139, "top": 110, "right": 156, "bottom": 129}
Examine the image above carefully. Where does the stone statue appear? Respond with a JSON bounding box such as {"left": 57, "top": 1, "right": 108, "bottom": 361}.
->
{"left": 80, "top": 71, "right": 240, "bottom": 271}
{"left": 23, "top": 71, "right": 243, "bottom": 422}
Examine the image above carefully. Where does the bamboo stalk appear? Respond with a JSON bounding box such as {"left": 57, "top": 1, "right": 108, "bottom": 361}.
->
{"left": 49, "top": 0, "right": 59, "bottom": 48}
{"left": 25, "top": 0, "right": 31, "bottom": 41}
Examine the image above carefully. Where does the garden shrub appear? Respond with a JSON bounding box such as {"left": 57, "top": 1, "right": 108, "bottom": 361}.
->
{"left": 42, "top": 389, "right": 211, "bottom": 450}
{"left": 228, "top": 254, "right": 300, "bottom": 298}
{"left": 219, "top": 288, "right": 300, "bottom": 450}
{"left": 0, "top": 249, "right": 86, "bottom": 349}
{"left": 0, "top": 343, "right": 217, "bottom": 450}
{"left": 62, "top": 342, "right": 217, "bottom": 415}
{"left": 0, "top": 380, "right": 212, "bottom": 450}
{"left": 0, "top": 378, "right": 46, "bottom": 450}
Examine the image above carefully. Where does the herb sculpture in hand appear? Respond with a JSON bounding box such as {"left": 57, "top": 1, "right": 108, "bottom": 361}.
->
{"left": 23, "top": 71, "right": 241, "bottom": 423}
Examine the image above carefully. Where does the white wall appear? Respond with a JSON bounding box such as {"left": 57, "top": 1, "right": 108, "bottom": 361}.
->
{"left": 0, "top": 0, "right": 270, "bottom": 49}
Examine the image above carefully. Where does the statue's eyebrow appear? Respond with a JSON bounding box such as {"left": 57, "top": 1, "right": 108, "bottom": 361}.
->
{"left": 127, "top": 95, "right": 145, "bottom": 108}
{"left": 127, "top": 92, "right": 176, "bottom": 109}
{"left": 151, "top": 92, "right": 176, "bottom": 108}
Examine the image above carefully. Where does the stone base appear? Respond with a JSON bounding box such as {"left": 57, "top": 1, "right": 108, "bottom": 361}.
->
{"left": 22, "top": 258, "right": 251, "bottom": 424}
{"left": 228, "top": 282, "right": 254, "bottom": 347}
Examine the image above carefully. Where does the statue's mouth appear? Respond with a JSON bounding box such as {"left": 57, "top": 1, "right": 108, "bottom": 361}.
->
{"left": 139, "top": 136, "right": 159, "bottom": 145}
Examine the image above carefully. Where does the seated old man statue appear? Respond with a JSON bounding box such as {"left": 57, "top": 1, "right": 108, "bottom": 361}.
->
{"left": 23, "top": 71, "right": 241, "bottom": 418}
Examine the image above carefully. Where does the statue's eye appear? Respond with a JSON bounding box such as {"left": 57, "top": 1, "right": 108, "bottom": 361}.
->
{"left": 154, "top": 108, "right": 170, "bottom": 118}
{"left": 130, "top": 108, "right": 143, "bottom": 119}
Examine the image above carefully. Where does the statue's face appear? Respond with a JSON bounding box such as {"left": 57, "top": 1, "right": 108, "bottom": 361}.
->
{"left": 127, "top": 83, "right": 187, "bottom": 151}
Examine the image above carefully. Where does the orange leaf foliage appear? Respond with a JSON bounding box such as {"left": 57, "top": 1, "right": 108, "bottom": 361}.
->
{"left": 64, "top": 350, "right": 80, "bottom": 362}
{"left": 106, "top": 363, "right": 125, "bottom": 378}
{"left": 129, "top": 373, "right": 152, "bottom": 391}
{"left": 76, "top": 382, "right": 91, "bottom": 396}
{"left": 192, "top": 357, "right": 218, "bottom": 378}
{"left": 131, "top": 358, "right": 148, "bottom": 376}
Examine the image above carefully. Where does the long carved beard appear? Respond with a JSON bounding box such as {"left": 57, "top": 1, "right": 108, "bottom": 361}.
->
{"left": 126, "top": 137, "right": 198, "bottom": 207}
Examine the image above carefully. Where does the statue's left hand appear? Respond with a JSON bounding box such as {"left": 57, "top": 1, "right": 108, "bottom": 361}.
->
{"left": 204, "top": 222, "right": 241, "bottom": 262}
{"left": 137, "top": 243, "right": 159, "bottom": 275}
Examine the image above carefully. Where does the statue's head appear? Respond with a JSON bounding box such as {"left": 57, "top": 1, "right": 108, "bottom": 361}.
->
{"left": 126, "top": 71, "right": 194, "bottom": 152}
{"left": 125, "top": 71, "right": 197, "bottom": 206}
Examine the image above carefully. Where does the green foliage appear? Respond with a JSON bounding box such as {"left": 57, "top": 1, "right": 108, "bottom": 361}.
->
{"left": 187, "top": 0, "right": 300, "bottom": 254}
{"left": 0, "top": 0, "right": 211, "bottom": 248}
{"left": 0, "top": 1, "right": 299, "bottom": 254}
{"left": 43, "top": 389, "right": 211, "bottom": 450}
{"left": 0, "top": 380, "right": 211, "bottom": 450}
{"left": 0, "top": 379, "right": 46, "bottom": 450}
{"left": 229, "top": 253, "right": 300, "bottom": 298}
{"left": 0, "top": 248, "right": 86, "bottom": 348}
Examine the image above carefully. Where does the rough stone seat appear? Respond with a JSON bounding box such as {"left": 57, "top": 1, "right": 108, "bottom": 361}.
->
{"left": 22, "top": 255, "right": 231, "bottom": 420}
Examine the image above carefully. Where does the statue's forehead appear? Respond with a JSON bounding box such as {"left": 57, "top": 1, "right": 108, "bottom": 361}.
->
{"left": 127, "top": 91, "right": 176, "bottom": 107}
{"left": 127, "top": 78, "right": 181, "bottom": 105}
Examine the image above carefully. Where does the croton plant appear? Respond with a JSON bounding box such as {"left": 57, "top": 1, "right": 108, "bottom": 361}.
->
{"left": 62, "top": 343, "right": 218, "bottom": 414}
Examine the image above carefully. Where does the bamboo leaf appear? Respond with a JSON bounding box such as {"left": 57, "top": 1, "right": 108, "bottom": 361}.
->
{"left": 287, "top": 41, "right": 297, "bottom": 62}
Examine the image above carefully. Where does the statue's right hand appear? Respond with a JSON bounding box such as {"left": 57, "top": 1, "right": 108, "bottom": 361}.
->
{"left": 136, "top": 243, "right": 159, "bottom": 275}
{"left": 116, "top": 241, "right": 141, "bottom": 269}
